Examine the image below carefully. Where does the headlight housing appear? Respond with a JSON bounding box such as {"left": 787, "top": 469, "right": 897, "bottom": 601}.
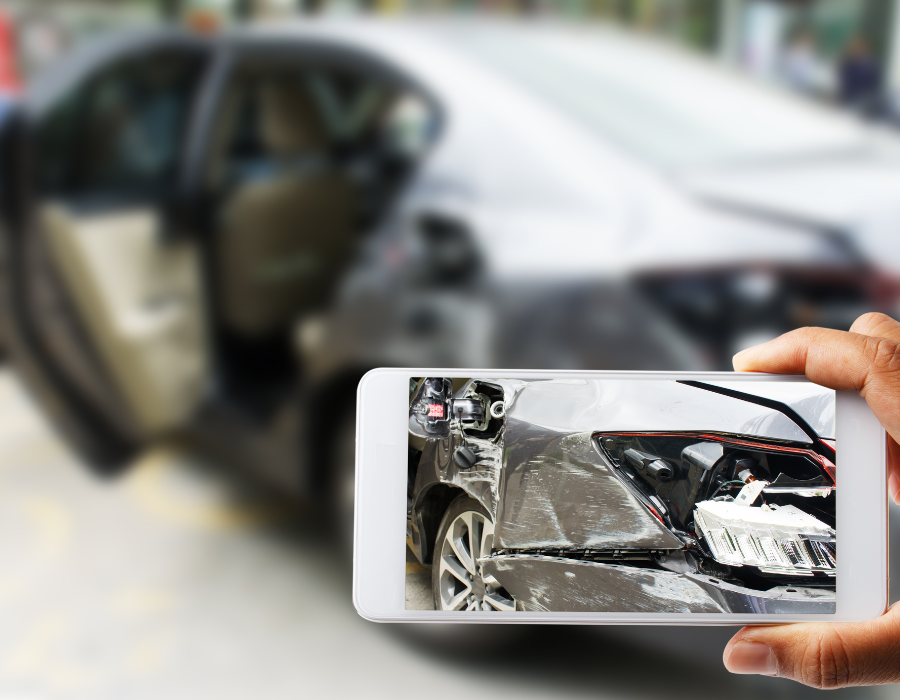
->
{"left": 694, "top": 500, "right": 835, "bottom": 576}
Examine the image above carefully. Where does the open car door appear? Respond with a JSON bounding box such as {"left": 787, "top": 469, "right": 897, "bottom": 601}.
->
{"left": 0, "top": 31, "right": 213, "bottom": 472}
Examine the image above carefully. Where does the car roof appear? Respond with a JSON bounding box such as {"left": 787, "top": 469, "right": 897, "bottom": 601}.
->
{"left": 229, "top": 16, "right": 743, "bottom": 94}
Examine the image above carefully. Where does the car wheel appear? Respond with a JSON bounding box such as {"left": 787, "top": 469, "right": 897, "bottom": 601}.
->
{"left": 432, "top": 494, "right": 516, "bottom": 611}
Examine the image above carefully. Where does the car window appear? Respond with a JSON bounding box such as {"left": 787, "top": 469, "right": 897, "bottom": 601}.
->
{"left": 204, "top": 67, "right": 326, "bottom": 187}
{"left": 307, "top": 69, "right": 389, "bottom": 141}
{"left": 207, "top": 61, "right": 438, "bottom": 186}
{"left": 308, "top": 68, "right": 439, "bottom": 162}
{"left": 37, "top": 49, "right": 207, "bottom": 203}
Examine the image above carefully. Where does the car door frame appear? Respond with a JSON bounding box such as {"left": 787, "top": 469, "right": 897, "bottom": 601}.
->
{"left": 173, "top": 34, "right": 449, "bottom": 493}
{"left": 177, "top": 30, "right": 446, "bottom": 257}
{"left": 0, "top": 29, "right": 213, "bottom": 472}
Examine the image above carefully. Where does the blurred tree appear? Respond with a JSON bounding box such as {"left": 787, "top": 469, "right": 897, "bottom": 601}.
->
{"left": 159, "top": 0, "right": 185, "bottom": 19}
{"left": 235, "top": 0, "right": 253, "bottom": 19}
{"left": 296, "top": 0, "right": 330, "bottom": 12}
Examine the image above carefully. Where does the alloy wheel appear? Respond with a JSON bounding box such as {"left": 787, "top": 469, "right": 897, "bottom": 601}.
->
{"left": 437, "top": 510, "right": 515, "bottom": 611}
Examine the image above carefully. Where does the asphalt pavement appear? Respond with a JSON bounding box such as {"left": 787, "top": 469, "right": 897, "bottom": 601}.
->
{"left": 405, "top": 547, "right": 433, "bottom": 611}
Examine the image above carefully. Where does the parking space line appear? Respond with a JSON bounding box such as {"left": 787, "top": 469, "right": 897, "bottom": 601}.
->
{"left": 127, "top": 449, "right": 299, "bottom": 531}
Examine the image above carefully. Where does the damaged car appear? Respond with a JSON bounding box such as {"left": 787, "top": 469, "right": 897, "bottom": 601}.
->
{"left": 407, "top": 377, "right": 836, "bottom": 613}
{"left": 0, "top": 18, "right": 873, "bottom": 547}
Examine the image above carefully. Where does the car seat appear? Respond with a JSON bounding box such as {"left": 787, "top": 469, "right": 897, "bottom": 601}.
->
{"left": 215, "top": 77, "right": 356, "bottom": 338}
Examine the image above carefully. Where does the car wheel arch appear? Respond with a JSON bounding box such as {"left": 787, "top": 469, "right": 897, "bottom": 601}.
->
{"left": 414, "top": 482, "right": 467, "bottom": 565}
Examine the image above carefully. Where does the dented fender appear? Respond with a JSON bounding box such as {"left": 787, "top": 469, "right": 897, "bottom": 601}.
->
{"left": 494, "top": 420, "right": 682, "bottom": 550}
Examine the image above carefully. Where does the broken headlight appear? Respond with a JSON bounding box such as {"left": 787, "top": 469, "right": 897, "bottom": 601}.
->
{"left": 694, "top": 500, "right": 835, "bottom": 576}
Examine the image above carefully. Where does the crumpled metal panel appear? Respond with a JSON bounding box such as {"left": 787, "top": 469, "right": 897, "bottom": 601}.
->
{"left": 506, "top": 379, "right": 811, "bottom": 443}
{"left": 445, "top": 432, "right": 502, "bottom": 516}
{"left": 483, "top": 554, "right": 835, "bottom": 613}
{"left": 698, "top": 380, "right": 835, "bottom": 439}
{"left": 493, "top": 418, "right": 683, "bottom": 550}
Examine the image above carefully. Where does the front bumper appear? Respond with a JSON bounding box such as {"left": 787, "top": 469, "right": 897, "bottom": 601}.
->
{"left": 481, "top": 554, "right": 835, "bottom": 614}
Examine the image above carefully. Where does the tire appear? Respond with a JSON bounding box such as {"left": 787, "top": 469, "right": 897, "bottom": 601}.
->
{"left": 431, "top": 494, "right": 516, "bottom": 612}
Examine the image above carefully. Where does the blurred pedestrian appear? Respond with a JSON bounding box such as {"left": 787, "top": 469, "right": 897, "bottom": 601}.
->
{"left": 778, "top": 29, "right": 833, "bottom": 99}
{"left": 838, "top": 35, "right": 881, "bottom": 111}
{"left": 725, "top": 312, "right": 900, "bottom": 688}
{"left": 18, "top": 11, "right": 68, "bottom": 77}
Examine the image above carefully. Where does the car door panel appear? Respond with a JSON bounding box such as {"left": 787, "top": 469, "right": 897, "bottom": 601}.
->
{"left": 0, "top": 32, "right": 212, "bottom": 469}
{"left": 40, "top": 204, "right": 208, "bottom": 434}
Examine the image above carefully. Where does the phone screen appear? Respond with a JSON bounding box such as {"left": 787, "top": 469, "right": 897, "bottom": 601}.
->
{"left": 405, "top": 377, "right": 836, "bottom": 614}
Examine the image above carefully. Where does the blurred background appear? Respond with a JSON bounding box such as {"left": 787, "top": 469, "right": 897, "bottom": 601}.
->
{"left": 0, "top": 0, "right": 900, "bottom": 698}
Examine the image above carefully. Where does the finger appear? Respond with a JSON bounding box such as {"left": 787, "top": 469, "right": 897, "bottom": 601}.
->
{"left": 732, "top": 326, "right": 899, "bottom": 392}
{"left": 850, "top": 312, "right": 900, "bottom": 344}
{"left": 851, "top": 315, "right": 900, "bottom": 490}
{"left": 732, "top": 326, "right": 900, "bottom": 445}
{"left": 723, "top": 606, "right": 900, "bottom": 688}
{"left": 889, "top": 436, "right": 900, "bottom": 504}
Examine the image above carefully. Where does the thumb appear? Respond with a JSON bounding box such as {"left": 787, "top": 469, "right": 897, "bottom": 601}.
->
{"left": 723, "top": 604, "right": 900, "bottom": 688}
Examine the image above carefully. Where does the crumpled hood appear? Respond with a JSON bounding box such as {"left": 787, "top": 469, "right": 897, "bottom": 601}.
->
{"left": 503, "top": 378, "right": 834, "bottom": 442}
{"left": 687, "top": 380, "right": 835, "bottom": 440}
{"left": 507, "top": 379, "right": 834, "bottom": 442}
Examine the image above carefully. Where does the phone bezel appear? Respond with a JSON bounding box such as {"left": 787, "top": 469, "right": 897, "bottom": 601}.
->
{"left": 353, "top": 368, "right": 887, "bottom": 624}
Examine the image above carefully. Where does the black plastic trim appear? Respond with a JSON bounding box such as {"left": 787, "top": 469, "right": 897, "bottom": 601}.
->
{"left": 677, "top": 380, "right": 831, "bottom": 458}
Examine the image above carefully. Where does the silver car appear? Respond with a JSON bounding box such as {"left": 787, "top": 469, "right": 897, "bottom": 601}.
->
{"left": 0, "top": 18, "right": 888, "bottom": 522}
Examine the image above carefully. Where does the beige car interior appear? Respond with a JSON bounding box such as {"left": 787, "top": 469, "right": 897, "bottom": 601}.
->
{"left": 34, "top": 54, "right": 427, "bottom": 438}
{"left": 32, "top": 52, "right": 212, "bottom": 438}
{"left": 40, "top": 204, "right": 210, "bottom": 435}
{"left": 213, "top": 73, "right": 356, "bottom": 339}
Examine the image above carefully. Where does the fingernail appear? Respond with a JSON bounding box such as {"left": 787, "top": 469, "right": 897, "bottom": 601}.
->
{"left": 725, "top": 641, "right": 778, "bottom": 676}
{"left": 732, "top": 347, "right": 758, "bottom": 369}
{"left": 889, "top": 474, "right": 900, "bottom": 504}
{"left": 732, "top": 351, "right": 748, "bottom": 370}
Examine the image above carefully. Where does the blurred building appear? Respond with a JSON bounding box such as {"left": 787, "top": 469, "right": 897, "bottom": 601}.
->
{"left": 7, "top": 0, "right": 900, "bottom": 105}
{"left": 183, "top": 0, "right": 900, "bottom": 111}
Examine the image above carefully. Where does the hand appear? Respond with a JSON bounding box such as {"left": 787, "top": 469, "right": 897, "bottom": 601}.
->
{"left": 723, "top": 312, "right": 900, "bottom": 688}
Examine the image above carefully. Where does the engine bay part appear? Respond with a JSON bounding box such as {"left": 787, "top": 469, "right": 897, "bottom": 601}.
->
{"left": 453, "top": 445, "right": 477, "bottom": 469}
{"left": 763, "top": 472, "right": 833, "bottom": 497}
{"left": 410, "top": 382, "right": 501, "bottom": 438}
{"left": 624, "top": 449, "right": 675, "bottom": 482}
{"left": 694, "top": 499, "right": 835, "bottom": 576}
{"left": 451, "top": 396, "right": 486, "bottom": 426}
{"left": 595, "top": 431, "right": 836, "bottom": 591}
{"left": 458, "top": 383, "right": 505, "bottom": 439}
{"left": 597, "top": 433, "right": 834, "bottom": 524}
{"left": 682, "top": 441, "right": 723, "bottom": 472}
{"left": 734, "top": 479, "right": 767, "bottom": 506}
{"left": 409, "top": 377, "right": 452, "bottom": 436}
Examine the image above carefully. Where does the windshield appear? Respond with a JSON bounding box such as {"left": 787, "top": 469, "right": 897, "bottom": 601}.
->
{"left": 442, "top": 24, "right": 865, "bottom": 169}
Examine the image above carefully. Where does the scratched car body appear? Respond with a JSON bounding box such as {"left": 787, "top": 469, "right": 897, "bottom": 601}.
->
{"left": 407, "top": 377, "right": 836, "bottom": 613}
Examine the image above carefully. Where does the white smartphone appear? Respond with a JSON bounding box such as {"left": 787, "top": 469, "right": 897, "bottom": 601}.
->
{"left": 353, "top": 369, "right": 887, "bottom": 625}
